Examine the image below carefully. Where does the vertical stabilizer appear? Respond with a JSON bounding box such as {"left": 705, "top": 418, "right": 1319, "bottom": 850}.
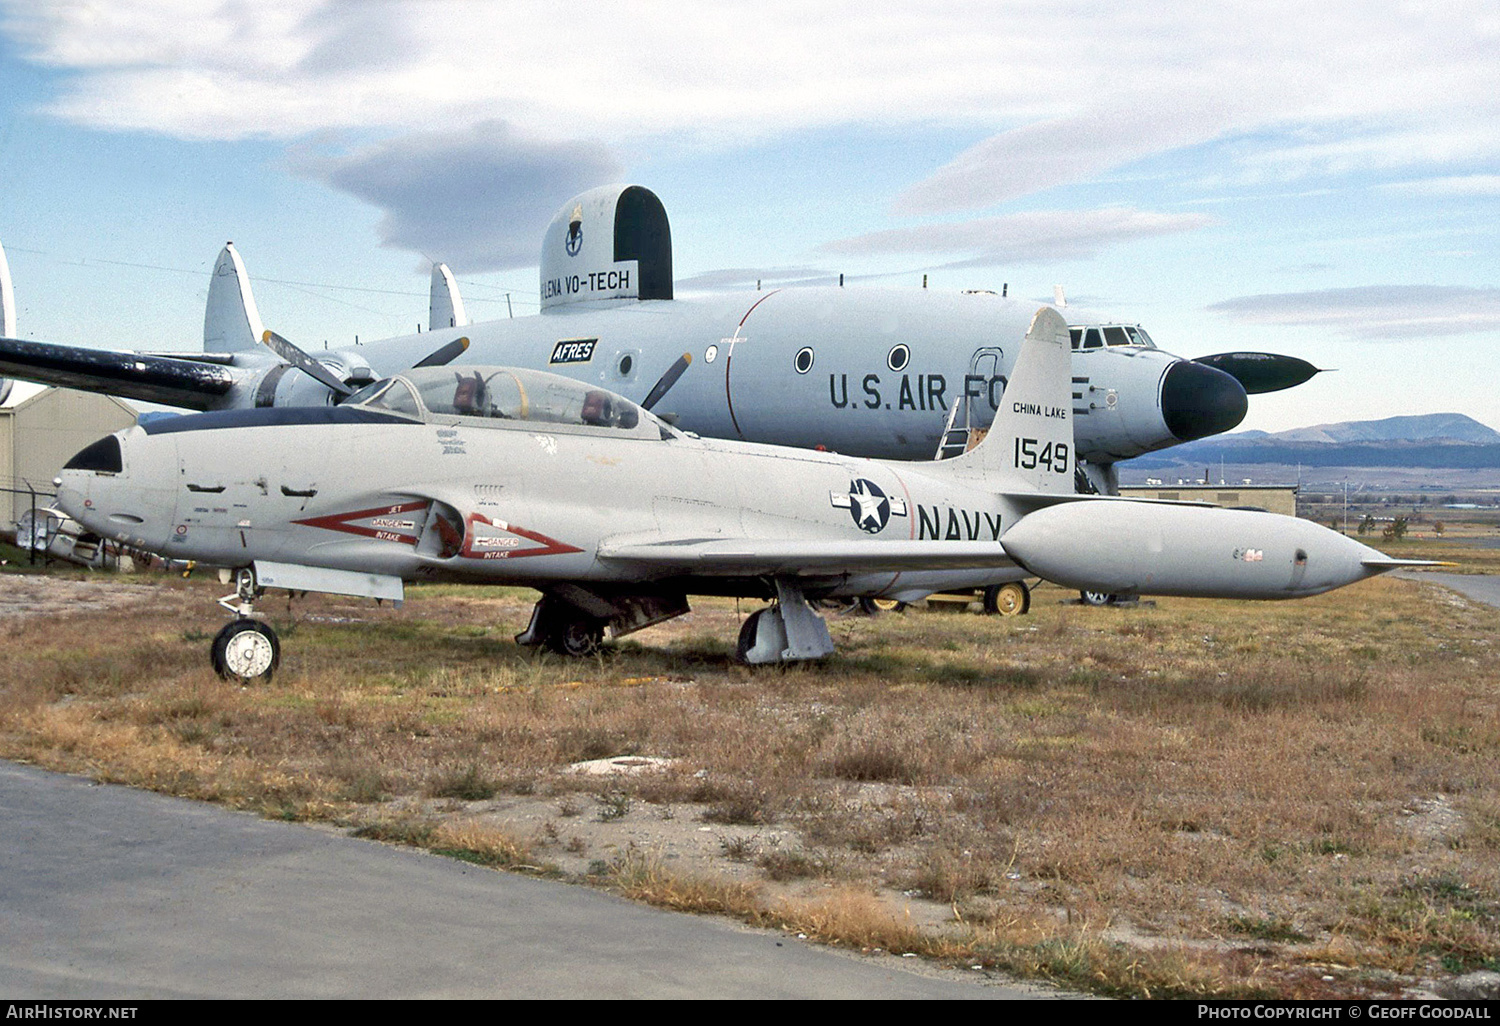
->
{"left": 429, "top": 263, "right": 468, "bottom": 330}
{"left": 0, "top": 235, "right": 14, "bottom": 339}
{"left": 203, "top": 243, "right": 265, "bottom": 352}
{"left": 539, "top": 184, "right": 672, "bottom": 312}
{"left": 941, "top": 306, "right": 1074, "bottom": 493}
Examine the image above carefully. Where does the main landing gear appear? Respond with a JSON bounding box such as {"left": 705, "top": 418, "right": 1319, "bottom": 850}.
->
{"left": 211, "top": 568, "right": 280, "bottom": 684}
{"left": 735, "top": 580, "right": 835, "bottom": 664}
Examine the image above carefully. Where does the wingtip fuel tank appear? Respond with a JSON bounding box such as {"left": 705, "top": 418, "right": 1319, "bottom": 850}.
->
{"left": 1000, "top": 500, "right": 1401, "bottom": 600}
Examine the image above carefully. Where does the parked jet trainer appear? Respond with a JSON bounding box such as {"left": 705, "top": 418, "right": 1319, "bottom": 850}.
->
{"left": 56, "top": 308, "right": 1417, "bottom": 683}
{"left": 0, "top": 185, "right": 1319, "bottom": 496}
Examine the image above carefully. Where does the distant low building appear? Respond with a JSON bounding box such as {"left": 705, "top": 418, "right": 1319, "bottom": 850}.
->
{"left": 1118, "top": 483, "right": 1298, "bottom": 518}
{"left": 0, "top": 386, "right": 137, "bottom": 530}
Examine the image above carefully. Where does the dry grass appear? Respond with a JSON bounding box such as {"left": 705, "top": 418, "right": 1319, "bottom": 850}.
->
{"left": 1, "top": 558, "right": 1497, "bottom": 998}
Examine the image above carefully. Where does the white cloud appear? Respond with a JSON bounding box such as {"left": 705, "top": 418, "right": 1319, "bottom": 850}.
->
{"left": 675, "top": 267, "right": 833, "bottom": 291}
{"left": 9, "top": 2, "right": 1497, "bottom": 172}
{"left": 7, "top": 0, "right": 1497, "bottom": 261}
{"left": 1379, "top": 175, "right": 1500, "bottom": 197}
{"left": 822, "top": 207, "right": 1213, "bottom": 265}
{"left": 1208, "top": 286, "right": 1500, "bottom": 340}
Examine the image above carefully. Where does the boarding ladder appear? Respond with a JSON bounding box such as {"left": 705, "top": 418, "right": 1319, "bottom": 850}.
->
{"left": 933, "top": 394, "right": 985, "bottom": 460}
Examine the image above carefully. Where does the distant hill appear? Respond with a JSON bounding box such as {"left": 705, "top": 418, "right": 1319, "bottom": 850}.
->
{"left": 1240, "top": 413, "right": 1500, "bottom": 445}
{"left": 1130, "top": 413, "right": 1500, "bottom": 471}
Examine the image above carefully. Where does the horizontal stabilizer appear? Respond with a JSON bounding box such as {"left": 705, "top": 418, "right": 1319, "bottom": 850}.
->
{"left": 1360, "top": 557, "right": 1455, "bottom": 570}
{"left": 598, "top": 537, "right": 1014, "bottom": 575}
{"left": 0, "top": 336, "right": 236, "bottom": 408}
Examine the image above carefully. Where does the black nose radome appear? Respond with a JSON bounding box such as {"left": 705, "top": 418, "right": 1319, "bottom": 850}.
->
{"left": 1161, "top": 360, "right": 1248, "bottom": 441}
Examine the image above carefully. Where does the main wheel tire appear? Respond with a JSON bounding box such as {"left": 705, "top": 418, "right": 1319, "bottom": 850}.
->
{"left": 983, "top": 581, "right": 1030, "bottom": 616}
{"left": 735, "top": 608, "right": 767, "bottom": 663}
{"left": 211, "top": 618, "right": 280, "bottom": 684}
{"left": 858, "top": 597, "right": 907, "bottom": 616}
{"left": 550, "top": 619, "right": 605, "bottom": 657}
{"left": 1079, "top": 590, "right": 1114, "bottom": 607}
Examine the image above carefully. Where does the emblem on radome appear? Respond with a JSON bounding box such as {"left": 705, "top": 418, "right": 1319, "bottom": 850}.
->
{"left": 566, "top": 204, "right": 584, "bottom": 256}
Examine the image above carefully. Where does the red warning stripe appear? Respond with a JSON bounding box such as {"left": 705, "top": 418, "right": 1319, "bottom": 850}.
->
{"left": 292, "top": 501, "right": 430, "bottom": 545}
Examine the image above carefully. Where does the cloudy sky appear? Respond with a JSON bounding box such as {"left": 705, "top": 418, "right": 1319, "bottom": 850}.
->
{"left": 0, "top": 1, "right": 1496, "bottom": 434}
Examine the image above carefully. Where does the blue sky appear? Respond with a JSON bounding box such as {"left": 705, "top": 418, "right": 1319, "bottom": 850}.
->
{"left": 1, "top": 1, "right": 1496, "bottom": 433}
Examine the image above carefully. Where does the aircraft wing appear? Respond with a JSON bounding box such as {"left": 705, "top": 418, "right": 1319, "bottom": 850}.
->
{"left": 0, "top": 335, "right": 239, "bottom": 408}
{"left": 597, "top": 537, "right": 1016, "bottom": 576}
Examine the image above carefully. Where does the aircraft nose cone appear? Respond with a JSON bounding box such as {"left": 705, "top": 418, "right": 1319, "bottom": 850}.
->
{"left": 1160, "top": 360, "right": 1248, "bottom": 441}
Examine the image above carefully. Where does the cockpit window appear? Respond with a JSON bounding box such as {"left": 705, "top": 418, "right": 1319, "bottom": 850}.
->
{"left": 1068, "top": 323, "right": 1159, "bottom": 352}
{"left": 349, "top": 366, "right": 659, "bottom": 437}
{"left": 355, "top": 379, "right": 421, "bottom": 418}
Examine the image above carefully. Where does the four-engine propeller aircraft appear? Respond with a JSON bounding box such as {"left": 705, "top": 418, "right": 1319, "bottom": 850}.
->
{"left": 56, "top": 307, "right": 1421, "bottom": 683}
{"left": 0, "top": 185, "right": 1320, "bottom": 498}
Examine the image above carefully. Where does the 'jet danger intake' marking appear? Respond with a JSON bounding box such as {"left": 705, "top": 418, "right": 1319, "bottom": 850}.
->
{"left": 458, "top": 513, "right": 583, "bottom": 560}
{"left": 293, "top": 501, "right": 430, "bottom": 545}
{"left": 916, "top": 505, "right": 1003, "bottom": 541}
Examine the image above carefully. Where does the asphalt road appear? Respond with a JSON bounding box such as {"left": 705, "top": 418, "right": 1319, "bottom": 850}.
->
{"left": 1397, "top": 570, "right": 1500, "bottom": 609}
{"left": 0, "top": 761, "right": 1057, "bottom": 1000}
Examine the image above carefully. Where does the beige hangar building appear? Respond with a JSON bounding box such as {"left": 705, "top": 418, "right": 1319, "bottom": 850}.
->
{"left": 0, "top": 386, "right": 138, "bottom": 530}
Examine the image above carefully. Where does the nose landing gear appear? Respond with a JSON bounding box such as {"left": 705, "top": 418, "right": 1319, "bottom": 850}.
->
{"left": 212, "top": 568, "right": 280, "bottom": 684}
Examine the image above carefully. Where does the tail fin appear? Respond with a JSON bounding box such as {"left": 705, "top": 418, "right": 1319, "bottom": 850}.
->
{"left": 203, "top": 242, "right": 265, "bottom": 352}
{"left": 937, "top": 306, "right": 1074, "bottom": 493}
{"left": 429, "top": 263, "right": 469, "bottom": 330}
{"left": 0, "top": 237, "right": 14, "bottom": 403}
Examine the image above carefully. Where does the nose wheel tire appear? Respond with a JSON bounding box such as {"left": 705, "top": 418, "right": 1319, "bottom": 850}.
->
{"left": 211, "top": 618, "right": 280, "bottom": 684}
{"left": 1080, "top": 590, "right": 1117, "bottom": 607}
{"left": 983, "top": 581, "right": 1030, "bottom": 616}
{"left": 858, "top": 597, "right": 907, "bottom": 616}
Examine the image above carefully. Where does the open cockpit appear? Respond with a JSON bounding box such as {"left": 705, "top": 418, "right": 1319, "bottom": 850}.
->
{"left": 344, "top": 366, "right": 672, "bottom": 440}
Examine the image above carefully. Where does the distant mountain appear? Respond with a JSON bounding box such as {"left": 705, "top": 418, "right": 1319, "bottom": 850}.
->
{"left": 1130, "top": 413, "right": 1500, "bottom": 471}
{"left": 1258, "top": 413, "right": 1500, "bottom": 445}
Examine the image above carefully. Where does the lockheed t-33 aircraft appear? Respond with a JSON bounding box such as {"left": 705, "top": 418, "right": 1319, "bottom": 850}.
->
{"left": 0, "top": 185, "right": 1319, "bottom": 497}
{"left": 56, "top": 308, "right": 1417, "bottom": 683}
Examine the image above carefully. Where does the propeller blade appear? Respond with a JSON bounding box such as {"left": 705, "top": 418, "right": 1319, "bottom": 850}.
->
{"left": 1194, "top": 352, "right": 1322, "bottom": 394}
{"left": 411, "top": 336, "right": 471, "bottom": 368}
{"left": 641, "top": 352, "right": 692, "bottom": 411}
{"left": 262, "top": 330, "right": 354, "bottom": 397}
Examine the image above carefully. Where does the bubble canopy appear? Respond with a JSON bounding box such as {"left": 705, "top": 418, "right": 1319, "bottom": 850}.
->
{"left": 344, "top": 366, "right": 666, "bottom": 438}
